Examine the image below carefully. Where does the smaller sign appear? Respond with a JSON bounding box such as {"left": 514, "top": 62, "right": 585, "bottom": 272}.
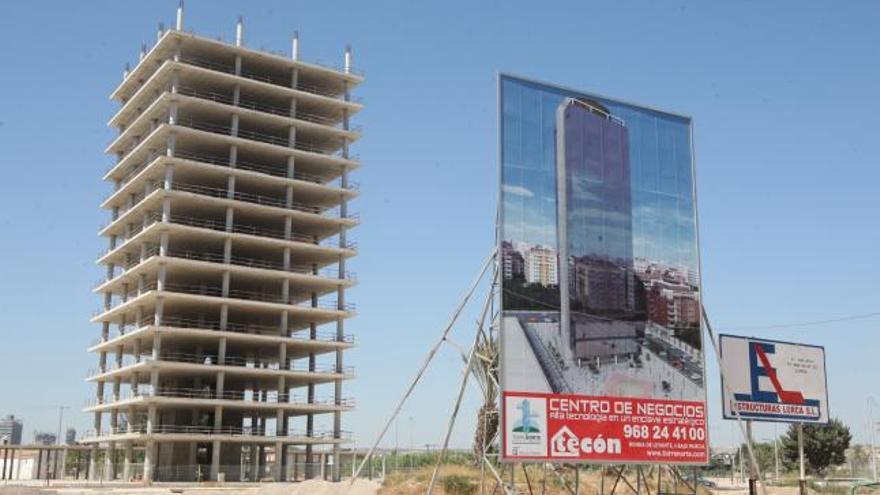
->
{"left": 719, "top": 334, "right": 829, "bottom": 424}
{"left": 503, "top": 392, "right": 708, "bottom": 463}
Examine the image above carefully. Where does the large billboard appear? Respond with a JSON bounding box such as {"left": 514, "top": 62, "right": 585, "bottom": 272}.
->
{"left": 719, "top": 334, "right": 829, "bottom": 424}
{"left": 499, "top": 74, "right": 708, "bottom": 464}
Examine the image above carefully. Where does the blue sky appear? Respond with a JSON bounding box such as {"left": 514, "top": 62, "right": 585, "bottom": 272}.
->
{"left": 0, "top": 0, "right": 878, "bottom": 451}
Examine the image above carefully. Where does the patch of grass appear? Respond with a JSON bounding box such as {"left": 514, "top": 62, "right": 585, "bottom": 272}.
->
{"left": 442, "top": 474, "right": 476, "bottom": 495}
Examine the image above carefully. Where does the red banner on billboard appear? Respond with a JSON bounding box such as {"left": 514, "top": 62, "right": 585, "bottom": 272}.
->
{"left": 503, "top": 392, "right": 708, "bottom": 463}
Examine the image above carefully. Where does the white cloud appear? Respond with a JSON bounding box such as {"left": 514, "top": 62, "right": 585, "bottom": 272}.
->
{"left": 502, "top": 184, "right": 535, "bottom": 198}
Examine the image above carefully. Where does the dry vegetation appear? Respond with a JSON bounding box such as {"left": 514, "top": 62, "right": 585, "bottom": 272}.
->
{"left": 379, "top": 464, "right": 715, "bottom": 495}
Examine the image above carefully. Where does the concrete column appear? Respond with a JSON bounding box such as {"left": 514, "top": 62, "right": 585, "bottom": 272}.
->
{"left": 211, "top": 439, "right": 221, "bottom": 481}
{"left": 166, "top": 133, "right": 176, "bottom": 157}
{"left": 274, "top": 441, "right": 283, "bottom": 481}
{"left": 134, "top": 306, "right": 143, "bottom": 328}
{"left": 133, "top": 338, "right": 142, "bottom": 364}
{"left": 219, "top": 304, "right": 229, "bottom": 331}
{"left": 164, "top": 163, "right": 174, "bottom": 189}
{"left": 151, "top": 331, "right": 162, "bottom": 361}
{"left": 227, "top": 175, "right": 236, "bottom": 199}
{"left": 221, "top": 271, "right": 230, "bottom": 298}
{"left": 159, "top": 231, "right": 169, "bottom": 257}
{"left": 168, "top": 102, "right": 178, "bottom": 125}
{"left": 175, "top": 0, "right": 184, "bottom": 30}
{"left": 250, "top": 444, "right": 260, "bottom": 481}
{"left": 88, "top": 445, "right": 99, "bottom": 480}
{"left": 286, "top": 156, "right": 295, "bottom": 179}
{"left": 288, "top": 126, "right": 296, "bottom": 149}
{"left": 157, "top": 263, "right": 167, "bottom": 291}
{"left": 162, "top": 197, "right": 172, "bottom": 222}
{"left": 123, "top": 441, "right": 133, "bottom": 481}
{"left": 218, "top": 339, "right": 227, "bottom": 366}
{"left": 154, "top": 299, "right": 165, "bottom": 326}
{"left": 231, "top": 114, "right": 239, "bottom": 137}
{"left": 105, "top": 442, "right": 116, "bottom": 480}
{"left": 281, "top": 279, "right": 290, "bottom": 304}
{"left": 233, "top": 85, "right": 241, "bottom": 106}
{"left": 284, "top": 216, "right": 293, "bottom": 241}
{"left": 344, "top": 45, "right": 352, "bottom": 75}
{"left": 225, "top": 207, "right": 234, "bottom": 232}
{"left": 229, "top": 145, "right": 238, "bottom": 168}
{"left": 305, "top": 318, "right": 317, "bottom": 478}
{"left": 143, "top": 440, "right": 155, "bottom": 483}
{"left": 223, "top": 238, "right": 232, "bottom": 263}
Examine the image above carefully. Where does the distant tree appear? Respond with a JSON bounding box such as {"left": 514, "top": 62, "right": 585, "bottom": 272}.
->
{"left": 780, "top": 418, "right": 852, "bottom": 476}
{"left": 740, "top": 442, "right": 776, "bottom": 478}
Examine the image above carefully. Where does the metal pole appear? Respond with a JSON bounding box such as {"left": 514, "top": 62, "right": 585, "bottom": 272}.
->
{"left": 798, "top": 424, "right": 806, "bottom": 495}
{"left": 426, "top": 268, "right": 496, "bottom": 495}
{"left": 730, "top": 453, "right": 735, "bottom": 484}
{"left": 774, "top": 429, "right": 780, "bottom": 482}
{"left": 746, "top": 421, "right": 757, "bottom": 495}
{"left": 870, "top": 398, "right": 878, "bottom": 481}
{"left": 350, "top": 251, "right": 496, "bottom": 485}
{"left": 702, "top": 305, "right": 767, "bottom": 495}
{"left": 575, "top": 465, "right": 580, "bottom": 495}
{"left": 56, "top": 406, "right": 64, "bottom": 445}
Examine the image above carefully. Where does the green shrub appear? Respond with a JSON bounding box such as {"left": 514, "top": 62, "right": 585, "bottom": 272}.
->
{"left": 442, "top": 473, "right": 476, "bottom": 495}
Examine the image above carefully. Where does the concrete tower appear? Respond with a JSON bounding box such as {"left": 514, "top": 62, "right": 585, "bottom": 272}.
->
{"left": 84, "top": 8, "right": 362, "bottom": 483}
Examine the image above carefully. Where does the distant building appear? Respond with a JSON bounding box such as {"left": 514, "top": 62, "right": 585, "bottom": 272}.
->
{"left": 65, "top": 428, "right": 76, "bottom": 445}
{"left": 0, "top": 415, "right": 23, "bottom": 445}
{"left": 645, "top": 280, "right": 699, "bottom": 328}
{"left": 32, "top": 432, "right": 56, "bottom": 446}
{"left": 501, "top": 241, "right": 525, "bottom": 280}
{"left": 570, "top": 256, "right": 636, "bottom": 316}
{"left": 524, "top": 246, "right": 558, "bottom": 286}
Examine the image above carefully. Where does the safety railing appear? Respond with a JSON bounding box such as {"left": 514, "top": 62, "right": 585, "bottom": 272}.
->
{"left": 173, "top": 118, "right": 357, "bottom": 160}
{"left": 115, "top": 245, "right": 357, "bottom": 281}
{"left": 107, "top": 151, "right": 359, "bottom": 204}
{"left": 169, "top": 181, "right": 352, "bottom": 218}
{"left": 174, "top": 150, "right": 337, "bottom": 185}
{"left": 99, "top": 279, "right": 355, "bottom": 312}
{"left": 175, "top": 56, "right": 363, "bottom": 101}
{"left": 84, "top": 423, "right": 351, "bottom": 439}
{"left": 108, "top": 351, "right": 354, "bottom": 375}
{"left": 86, "top": 388, "right": 355, "bottom": 409}
{"left": 98, "top": 212, "right": 358, "bottom": 259}
{"left": 174, "top": 85, "right": 358, "bottom": 131}
{"left": 89, "top": 315, "right": 354, "bottom": 347}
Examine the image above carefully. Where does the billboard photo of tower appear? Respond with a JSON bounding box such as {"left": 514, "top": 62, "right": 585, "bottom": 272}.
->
{"left": 557, "top": 98, "right": 640, "bottom": 368}
{"left": 499, "top": 75, "right": 708, "bottom": 464}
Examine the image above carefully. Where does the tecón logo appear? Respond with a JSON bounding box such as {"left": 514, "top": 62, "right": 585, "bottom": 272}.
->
{"left": 550, "top": 426, "right": 622, "bottom": 457}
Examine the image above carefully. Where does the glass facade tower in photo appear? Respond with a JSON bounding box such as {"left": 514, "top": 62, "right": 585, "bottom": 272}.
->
{"left": 84, "top": 7, "right": 361, "bottom": 483}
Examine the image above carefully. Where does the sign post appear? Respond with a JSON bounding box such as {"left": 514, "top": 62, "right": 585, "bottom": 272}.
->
{"left": 719, "top": 334, "right": 829, "bottom": 495}
{"left": 746, "top": 420, "right": 757, "bottom": 495}
{"left": 798, "top": 424, "right": 806, "bottom": 495}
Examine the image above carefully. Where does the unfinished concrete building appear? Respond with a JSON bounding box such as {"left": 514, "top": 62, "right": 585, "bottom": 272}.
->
{"left": 83, "top": 5, "right": 361, "bottom": 482}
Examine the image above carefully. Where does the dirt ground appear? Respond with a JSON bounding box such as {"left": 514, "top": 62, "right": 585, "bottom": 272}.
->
{"left": 0, "top": 479, "right": 381, "bottom": 495}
